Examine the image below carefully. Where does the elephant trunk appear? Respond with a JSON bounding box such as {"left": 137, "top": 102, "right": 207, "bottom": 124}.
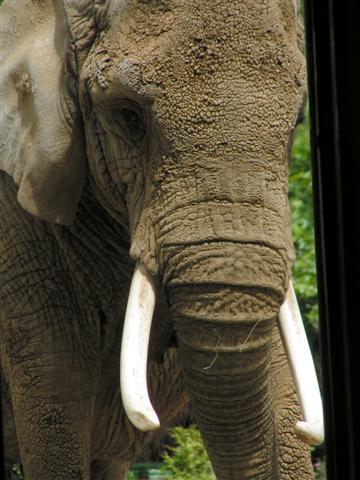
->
{"left": 163, "top": 243, "right": 287, "bottom": 479}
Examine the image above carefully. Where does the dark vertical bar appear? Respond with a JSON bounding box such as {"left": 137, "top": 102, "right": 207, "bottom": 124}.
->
{"left": 304, "top": 1, "right": 360, "bottom": 479}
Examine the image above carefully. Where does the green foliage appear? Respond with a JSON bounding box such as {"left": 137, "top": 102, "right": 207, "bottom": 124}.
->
{"left": 289, "top": 107, "right": 319, "bottom": 329}
{"left": 300, "top": 0, "right": 305, "bottom": 17}
{"left": 8, "top": 463, "right": 22, "bottom": 479}
{"left": 160, "top": 425, "right": 215, "bottom": 480}
{"left": 125, "top": 471, "right": 137, "bottom": 479}
{"left": 313, "top": 455, "right": 327, "bottom": 480}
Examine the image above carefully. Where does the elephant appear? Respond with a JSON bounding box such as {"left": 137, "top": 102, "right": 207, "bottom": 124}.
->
{"left": 0, "top": 0, "right": 316, "bottom": 478}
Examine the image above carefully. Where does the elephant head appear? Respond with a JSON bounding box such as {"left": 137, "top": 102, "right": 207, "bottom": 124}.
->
{"left": 1, "top": 0, "right": 311, "bottom": 478}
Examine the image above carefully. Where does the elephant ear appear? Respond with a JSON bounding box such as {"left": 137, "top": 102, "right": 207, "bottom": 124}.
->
{"left": 0, "top": 0, "right": 110, "bottom": 225}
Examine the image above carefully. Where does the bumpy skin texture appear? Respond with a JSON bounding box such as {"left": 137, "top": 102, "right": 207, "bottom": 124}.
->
{"left": 0, "top": 0, "right": 313, "bottom": 479}
{"left": 0, "top": 173, "right": 188, "bottom": 479}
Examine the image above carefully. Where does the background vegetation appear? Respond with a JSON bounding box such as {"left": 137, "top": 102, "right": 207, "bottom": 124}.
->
{"left": 289, "top": 110, "right": 318, "bottom": 328}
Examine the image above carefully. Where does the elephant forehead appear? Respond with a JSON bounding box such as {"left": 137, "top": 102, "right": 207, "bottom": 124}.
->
{"left": 85, "top": 0, "right": 305, "bottom": 151}
{"left": 90, "top": 0, "right": 303, "bottom": 98}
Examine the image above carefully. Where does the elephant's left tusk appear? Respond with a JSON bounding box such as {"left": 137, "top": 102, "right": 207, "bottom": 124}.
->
{"left": 120, "top": 262, "right": 160, "bottom": 431}
{"left": 278, "top": 281, "right": 324, "bottom": 445}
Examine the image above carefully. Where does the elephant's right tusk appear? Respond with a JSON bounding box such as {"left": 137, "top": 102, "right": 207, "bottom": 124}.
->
{"left": 120, "top": 262, "right": 160, "bottom": 431}
{"left": 278, "top": 281, "right": 324, "bottom": 445}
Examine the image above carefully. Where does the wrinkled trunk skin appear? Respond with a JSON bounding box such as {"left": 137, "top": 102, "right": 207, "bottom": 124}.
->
{"left": 163, "top": 243, "right": 286, "bottom": 480}
{"left": 173, "top": 290, "right": 278, "bottom": 479}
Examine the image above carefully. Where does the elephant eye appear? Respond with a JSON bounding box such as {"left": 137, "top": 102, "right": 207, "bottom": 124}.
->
{"left": 113, "top": 101, "right": 147, "bottom": 143}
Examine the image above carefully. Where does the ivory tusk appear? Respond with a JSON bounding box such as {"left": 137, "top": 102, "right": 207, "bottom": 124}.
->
{"left": 120, "top": 262, "right": 160, "bottom": 431}
{"left": 278, "top": 281, "right": 324, "bottom": 445}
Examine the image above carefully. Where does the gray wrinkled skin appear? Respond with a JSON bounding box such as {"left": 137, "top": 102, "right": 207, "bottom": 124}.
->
{"left": 0, "top": 1, "right": 313, "bottom": 479}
